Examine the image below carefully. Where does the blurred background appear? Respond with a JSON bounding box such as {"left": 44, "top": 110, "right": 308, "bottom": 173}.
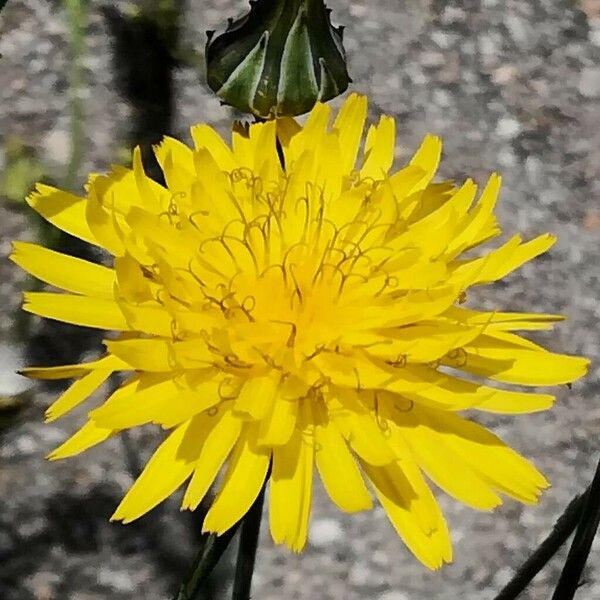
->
{"left": 0, "top": 0, "right": 599, "bottom": 598}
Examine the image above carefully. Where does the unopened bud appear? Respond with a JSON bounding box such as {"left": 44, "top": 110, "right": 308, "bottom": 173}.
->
{"left": 206, "top": 0, "right": 350, "bottom": 118}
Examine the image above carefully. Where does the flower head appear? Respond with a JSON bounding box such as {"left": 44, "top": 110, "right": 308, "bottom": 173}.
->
{"left": 13, "top": 95, "right": 588, "bottom": 569}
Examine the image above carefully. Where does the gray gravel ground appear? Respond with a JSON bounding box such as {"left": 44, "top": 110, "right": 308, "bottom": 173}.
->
{"left": 1, "top": 1, "right": 599, "bottom": 599}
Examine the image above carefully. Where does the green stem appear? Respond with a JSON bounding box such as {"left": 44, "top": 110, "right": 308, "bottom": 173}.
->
{"left": 174, "top": 527, "right": 240, "bottom": 600}
{"left": 494, "top": 466, "right": 597, "bottom": 600}
{"left": 551, "top": 456, "right": 600, "bottom": 600}
{"left": 232, "top": 483, "right": 267, "bottom": 600}
{"left": 63, "top": 0, "right": 86, "bottom": 190}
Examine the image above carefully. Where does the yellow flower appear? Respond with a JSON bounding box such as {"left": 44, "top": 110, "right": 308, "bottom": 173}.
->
{"left": 12, "top": 94, "right": 588, "bottom": 569}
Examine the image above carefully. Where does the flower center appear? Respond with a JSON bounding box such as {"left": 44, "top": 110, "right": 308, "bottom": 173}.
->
{"left": 193, "top": 177, "right": 395, "bottom": 375}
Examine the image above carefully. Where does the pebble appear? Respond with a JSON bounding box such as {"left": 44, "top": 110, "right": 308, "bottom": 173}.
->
{"left": 495, "top": 117, "right": 522, "bottom": 139}
{"left": 377, "top": 592, "right": 410, "bottom": 600}
{"left": 309, "top": 518, "right": 344, "bottom": 547}
{"left": 0, "top": 342, "right": 32, "bottom": 396}
{"left": 578, "top": 66, "right": 600, "bottom": 98}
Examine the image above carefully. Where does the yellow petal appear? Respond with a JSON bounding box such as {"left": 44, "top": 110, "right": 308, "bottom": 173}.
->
{"left": 459, "top": 338, "right": 590, "bottom": 386}
{"left": 388, "top": 165, "right": 429, "bottom": 205}
{"left": 314, "top": 352, "right": 431, "bottom": 394}
{"left": 351, "top": 284, "right": 460, "bottom": 329}
{"left": 190, "top": 124, "right": 237, "bottom": 171}
{"left": 362, "top": 461, "right": 415, "bottom": 514}
{"left": 202, "top": 425, "right": 270, "bottom": 535}
{"left": 408, "top": 134, "right": 442, "bottom": 191}
{"left": 332, "top": 93, "right": 368, "bottom": 173}
{"left": 20, "top": 355, "right": 127, "bottom": 380}
{"left": 114, "top": 254, "right": 154, "bottom": 303}
{"left": 26, "top": 184, "right": 97, "bottom": 246}
{"left": 48, "top": 420, "right": 113, "bottom": 460}
{"left": 233, "top": 374, "right": 279, "bottom": 421}
{"left": 156, "top": 389, "right": 223, "bottom": 429}
{"left": 452, "top": 234, "right": 556, "bottom": 286}
{"left": 363, "top": 321, "right": 482, "bottom": 364}
{"left": 45, "top": 366, "right": 113, "bottom": 422}
{"left": 364, "top": 459, "right": 452, "bottom": 570}
{"left": 117, "top": 301, "right": 174, "bottom": 337}
{"left": 393, "top": 408, "right": 502, "bottom": 510}
{"left": 446, "top": 174, "right": 501, "bottom": 255}
{"left": 104, "top": 338, "right": 214, "bottom": 372}
{"left": 86, "top": 184, "right": 126, "bottom": 256}
{"left": 132, "top": 146, "right": 167, "bottom": 213}
{"left": 257, "top": 395, "right": 298, "bottom": 447}
{"left": 443, "top": 306, "right": 565, "bottom": 331}
{"left": 299, "top": 102, "right": 331, "bottom": 142}
{"left": 423, "top": 408, "right": 549, "bottom": 504}
{"left": 182, "top": 407, "right": 242, "bottom": 510}
{"left": 11, "top": 241, "right": 116, "bottom": 299}
{"left": 162, "top": 150, "right": 196, "bottom": 199}
{"left": 329, "top": 390, "right": 397, "bottom": 466}
{"left": 90, "top": 372, "right": 220, "bottom": 429}
{"left": 154, "top": 136, "right": 195, "bottom": 174}
{"left": 314, "top": 415, "right": 373, "bottom": 512}
{"left": 23, "top": 292, "right": 130, "bottom": 331}
{"left": 471, "top": 389, "right": 555, "bottom": 414}
{"left": 112, "top": 418, "right": 203, "bottom": 523}
{"left": 361, "top": 115, "right": 396, "bottom": 180}
{"left": 269, "top": 425, "right": 314, "bottom": 551}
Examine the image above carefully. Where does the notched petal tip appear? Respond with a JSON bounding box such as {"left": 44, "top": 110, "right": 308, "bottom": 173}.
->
{"left": 44, "top": 411, "right": 57, "bottom": 424}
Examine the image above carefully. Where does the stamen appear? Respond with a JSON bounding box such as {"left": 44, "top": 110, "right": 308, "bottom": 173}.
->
{"left": 304, "top": 344, "right": 325, "bottom": 361}
{"left": 218, "top": 377, "right": 240, "bottom": 400}
{"left": 294, "top": 195, "right": 311, "bottom": 243}
{"left": 446, "top": 347, "right": 468, "bottom": 368}
{"left": 373, "top": 393, "right": 391, "bottom": 435}
{"left": 186, "top": 258, "right": 206, "bottom": 287}
{"left": 224, "top": 354, "right": 253, "bottom": 369}
{"left": 252, "top": 347, "right": 283, "bottom": 370}
{"left": 394, "top": 398, "right": 414, "bottom": 413}
{"left": 170, "top": 318, "right": 183, "bottom": 342}
{"left": 287, "top": 263, "right": 303, "bottom": 307}
{"left": 374, "top": 274, "right": 400, "bottom": 297}
{"left": 258, "top": 263, "right": 287, "bottom": 285}
{"left": 270, "top": 320, "right": 297, "bottom": 347}
{"left": 225, "top": 236, "right": 260, "bottom": 276}
{"left": 386, "top": 353, "right": 407, "bottom": 368}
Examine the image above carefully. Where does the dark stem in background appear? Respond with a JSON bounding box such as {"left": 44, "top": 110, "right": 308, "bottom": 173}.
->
{"left": 494, "top": 455, "right": 600, "bottom": 600}
{"left": 493, "top": 494, "right": 586, "bottom": 600}
{"left": 174, "top": 478, "right": 268, "bottom": 600}
{"left": 64, "top": 0, "right": 86, "bottom": 190}
{"left": 26, "top": 0, "right": 102, "bottom": 372}
{"left": 102, "top": 1, "right": 180, "bottom": 181}
{"left": 175, "top": 527, "right": 241, "bottom": 600}
{"left": 232, "top": 483, "right": 267, "bottom": 600}
{"left": 551, "top": 457, "right": 600, "bottom": 600}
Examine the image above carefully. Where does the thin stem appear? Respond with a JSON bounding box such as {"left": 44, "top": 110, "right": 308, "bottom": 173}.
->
{"left": 551, "top": 456, "right": 600, "bottom": 600}
{"left": 174, "top": 526, "right": 240, "bottom": 600}
{"left": 120, "top": 430, "right": 142, "bottom": 478}
{"left": 63, "top": 0, "right": 86, "bottom": 190}
{"left": 232, "top": 482, "right": 267, "bottom": 600}
{"left": 493, "top": 493, "right": 587, "bottom": 600}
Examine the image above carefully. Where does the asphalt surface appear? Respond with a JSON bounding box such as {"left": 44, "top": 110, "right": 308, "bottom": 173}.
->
{"left": 0, "top": 1, "right": 599, "bottom": 599}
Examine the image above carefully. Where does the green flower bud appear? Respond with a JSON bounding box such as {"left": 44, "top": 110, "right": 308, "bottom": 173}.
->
{"left": 206, "top": 0, "right": 350, "bottom": 118}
